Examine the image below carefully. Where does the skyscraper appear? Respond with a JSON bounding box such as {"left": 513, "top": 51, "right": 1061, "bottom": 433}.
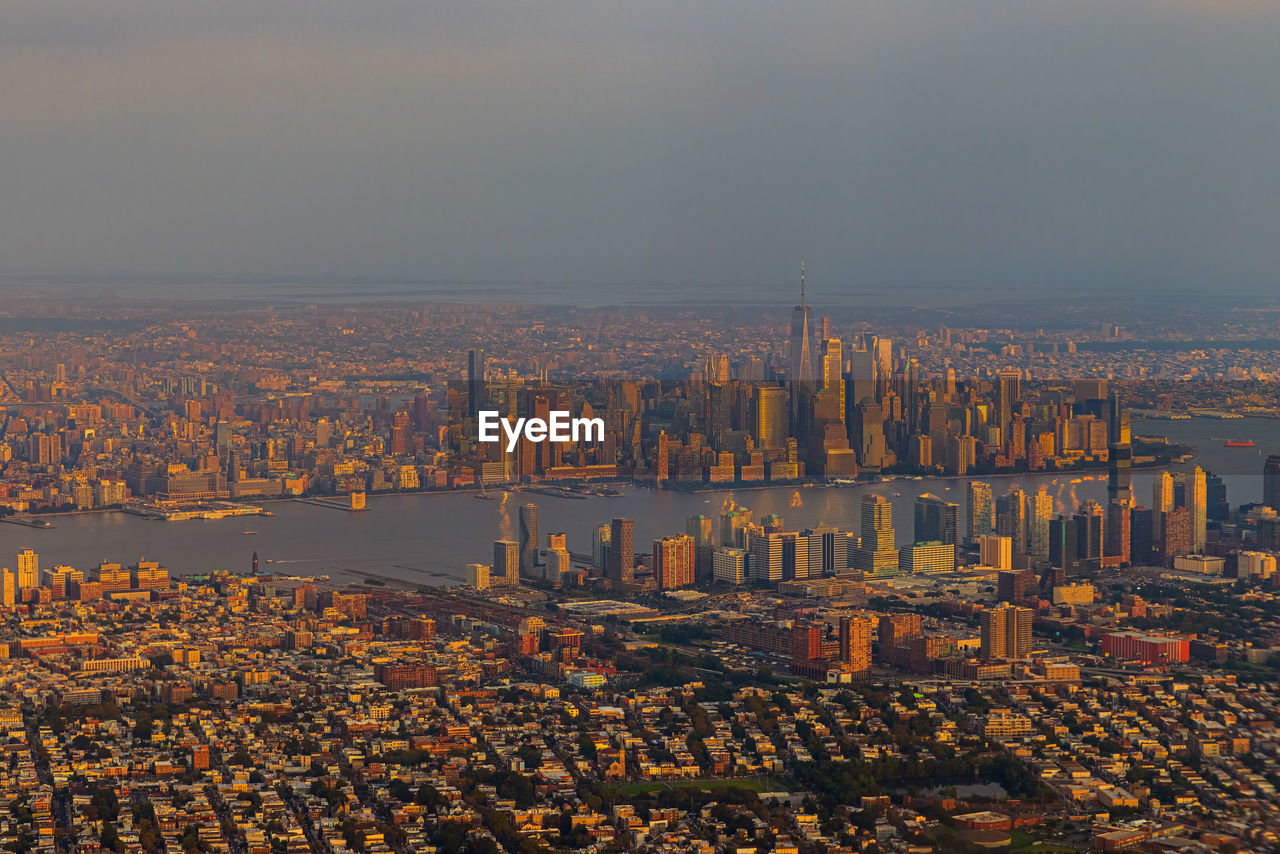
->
{"left": 752, "top": 385, "right": 787, "bottom": 454}
{"left": 0, "top": 569, "right": 13, "bottom": 608}
{"left": 16, "top": 548, "right": 38, "bottom": 592}
{"left": 852, "top": 494, "right": 898, "bottom": 576}
{"left": 821, "top": 338, "right": 845, "bottom": 424}
{"left": 839, "top": 615, "right": 874, "bottom": 677}
{"left": 996, "top": 370, "right": 1021, "bottom": 445}
{"left": 980, "top": 534, "right": 1013, "bottom": 571}
{"left": 997, "top": 569, "right": 1034, "bottom": 604}
{"left": 791, "top": 621, "right": 822, "bottom": 666}
{"left": 704, "top": 353, "right": 730, "bottom": 384}
{"left": 216, "top": 420, "right": 232, "bottom": 459}
{"left": 906, "top": 358, "right": 920, "bottom": 434}
{"left": 1049, "top": 516, "right": 1080, "bottom": 574}
{"left": 749, "top": 531, "right": 785, "bottom": 584}
{"left": 979, "top": 606, "right": 1006, "bottom": 661}
{"left": 1076, "top": 501, "right": 1105, "bottom": 568}
{"left": 592, "top": 522, "right": 612, "bottom": 574}
{"left": 855, "top": 398, "right": 889, "bottom": 470}
{"left": 706, "top": 382, "right": 730, "bottom": 448}
{"left": 749, "top": 531, "right": 811, "bottom": 583}
{"left": 720, "top": 506, "right": 752, "bottom": 548}
{"left": 1187, "top": 466, "right": 1207, "bottom": 553}
{"left": 713, "top": 547, "right": 747, "bottom": 585}
{"left": 493, "top": 540, "right": 519, "bottom": 588}
{"left": 686, "top": 514, "right": 715, "bottom": 581}
{"left": 653, "top": 534, "right": 695, "bottom": 589}
{"left": 1028, "top": 487, "right": 1052, "bottom": 559}
{"left": 1108, "top": 387, "right": 1131, "bottom": 444}
{"left": 1152, "top": 471, "right": 1174, "bottom": 543}
{"left": 1265, "top": 455, "right": 1280, "bottom": 511}
{"left": 967, "top": 481, "right": 995, "bottom": 543}
{"left": 467, "top": 347, "right": 486, "bottom": 418}
{"left": 1108, "top": 442, "right": 1133, "bottom": 502}
{"left": 1159, "top": 507, "right": 1192, "bottom": 565}
{"left": 849, "top": 346, "right": 875, "bottom": 390}
{"left": 996, "top": 489, "right": 1028, "bottom": 556}
{"left": 654, "top": 430, "right": 670, "bottom": 482}
{"left": 1130, "top": 507, "right": 1155, "bottom": 566}
{"left": 1105, "top": 498, "right": 1132, "bottom": 567}
{"left": 789, "top": 264, "right": 815, "bottom": 431}
{"left": 518, "top": 504, "right": 539, "bottom": 578}
{"left": 914, "top": 494, "right": 959, "bottom": 545}
{"left": 544, "top": 548, "right": 570, "bottom": 586}
{"left": 877, "top": 614, "right": 921, "bottom": 666}
{"left": 805, "top": 526, "right": 849, "bottom": 576}
{"left": 606, "top": 518, "right": 634, "bottom": 585}
{"left": 1206, "top": 472, "right": 1228, "bottom": 521}
{"left": 981, "top": 604, "right": 1033, "bottom": 661}
{"left": 871, "top": 336, "right": 892, "bottom": 390}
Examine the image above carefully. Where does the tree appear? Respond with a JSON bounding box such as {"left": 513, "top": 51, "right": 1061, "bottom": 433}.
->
{"left": 91, "top": 788, "right": 120, "bottom": 822}
{"left": 515, "top": 743, "right": 542, "bottom": 771}
{"left": 179, "top": 824, "right": 204, "bottom": 853}
{"left": 388, "top": 779, "right": 412, "bottom": 802}
{"left": 417, "top": 783, "right": 445, "bottom": 808}
{"left": 100, "top": 822, "right": 122, "bottom": 853}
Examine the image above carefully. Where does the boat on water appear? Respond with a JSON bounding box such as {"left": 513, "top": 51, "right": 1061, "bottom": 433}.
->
{"left": 242, "top": 531, "right": 257, "bottom": 535}
{"left": 1224, "top": 440, "right": 1256, "bottom": 447}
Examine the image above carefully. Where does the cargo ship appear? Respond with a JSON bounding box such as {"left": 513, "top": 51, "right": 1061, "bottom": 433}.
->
{"left": 1224, "top": 440, "right": 1256, "bottom": 447}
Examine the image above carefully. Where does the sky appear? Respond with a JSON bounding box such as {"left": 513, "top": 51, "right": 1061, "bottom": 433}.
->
{"left": 1, "top": 0, "right": 1279, "bottom": 303}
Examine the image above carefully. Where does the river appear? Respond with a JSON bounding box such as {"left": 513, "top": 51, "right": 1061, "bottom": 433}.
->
{"left": 4, "top": 416, "right": 1276, "bottom": 585}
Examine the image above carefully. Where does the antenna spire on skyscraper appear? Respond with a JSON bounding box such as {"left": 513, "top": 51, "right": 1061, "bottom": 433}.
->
{"left": 800, "top": 261, "right": 806, "bottom": 307}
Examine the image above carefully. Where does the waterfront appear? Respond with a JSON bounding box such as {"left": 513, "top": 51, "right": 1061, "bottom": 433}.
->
{"left": 4, "top": 416, "right": 1278, "bottom": 586}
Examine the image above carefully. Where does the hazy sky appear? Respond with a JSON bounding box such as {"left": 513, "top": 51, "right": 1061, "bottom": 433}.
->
{"left": 2, "top": 0, "right": 1279, "bottom": 300}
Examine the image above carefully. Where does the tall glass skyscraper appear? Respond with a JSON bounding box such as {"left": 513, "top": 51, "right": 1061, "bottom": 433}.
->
{"left": 607, "top": 517, "right": 634, "bottom": 585}
{"left": 789, "top": 264, "right": 815, "bottom": 430}
{"left": 967, "top": 481, "right": 995, "bottom": 543}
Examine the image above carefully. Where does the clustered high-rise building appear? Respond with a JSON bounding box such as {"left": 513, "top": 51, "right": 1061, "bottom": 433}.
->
{"left": 435, "top": 273, "right": 1145, "bottom": 497}
{"left": 981, "top": 603, "right": 1033, "bottom": 661}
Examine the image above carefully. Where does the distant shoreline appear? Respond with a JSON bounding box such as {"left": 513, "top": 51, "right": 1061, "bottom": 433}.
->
{"left": 20, "top": 453, "right": 1198, "bottom": 522}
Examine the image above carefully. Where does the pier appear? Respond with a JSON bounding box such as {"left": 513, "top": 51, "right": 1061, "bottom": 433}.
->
{"left": 0, "top": 517, "right": 55, "bottom": 529}
{"left": 295, "top": 497, "right": 369, "bottom": 512}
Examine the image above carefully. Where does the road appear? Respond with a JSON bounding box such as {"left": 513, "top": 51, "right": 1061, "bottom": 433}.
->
{"left": 25, "top": 709, "right": 71, "bottom": 854}
{"left": 203, "top": 744, "right": 250, "bottom": 854}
